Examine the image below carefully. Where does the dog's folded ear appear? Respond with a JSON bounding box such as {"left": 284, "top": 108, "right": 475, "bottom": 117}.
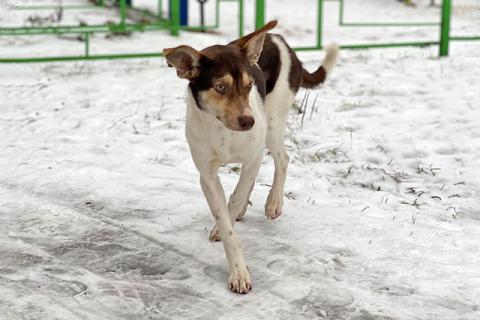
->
{"left": 231, "top": 20, "right": 278, "bottom": 65}
{"left": 163, "top": 45, "right": 202, "bottom": 80}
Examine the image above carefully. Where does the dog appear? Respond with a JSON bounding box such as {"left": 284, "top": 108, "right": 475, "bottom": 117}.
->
{"left": 164, "top": 20, "right": 338, "bottom": 294}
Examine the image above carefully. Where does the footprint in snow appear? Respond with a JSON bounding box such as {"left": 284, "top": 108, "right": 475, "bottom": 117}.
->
{"left": 105, "top": 251, "right": 191, "bottom": 281}
{"left": 295, "top": 285, "right": 355, "bottom": 319}
{"left": 203, "top": 264, "right": 229, "bottom": 282}
{"left": 75, "top": 200, "right": 105, "bottom": 211}
{"left": 45, "top": 276, "right": 88, "bottom": 297}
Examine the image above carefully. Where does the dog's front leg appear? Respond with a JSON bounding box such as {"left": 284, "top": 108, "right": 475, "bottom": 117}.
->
{"left": 198, "top": 161, "right": 252, "bottom": 294}
{"left": 209, "top": 156, "right": 262, "bottom": 241}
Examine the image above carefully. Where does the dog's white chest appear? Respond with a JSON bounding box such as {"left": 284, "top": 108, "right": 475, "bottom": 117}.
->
{"left": 210, "top": 123, "right": 263, "bottom": 163}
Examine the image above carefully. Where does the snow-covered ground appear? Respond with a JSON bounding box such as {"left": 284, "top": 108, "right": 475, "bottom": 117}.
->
{"left": 1, "top": 1, "right": 480, "bottom": 319}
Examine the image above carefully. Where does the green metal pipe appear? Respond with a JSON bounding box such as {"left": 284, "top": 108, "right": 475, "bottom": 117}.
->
{"left": 2, "top": 0, "right": 480, "bottom": 64}
{"left": 0, "top": 22, "right": 169, "bottom": 36}
{"left": 339, "top": 41, "right": 439, "bottom": 49}
{"left": 85, "top": 32, "right": 90, "bottom": 57}
{"left": 119, "top": 0, "right": 127, "bottom": 32}
{"left": 295, "top": 40, "right": 439, "bottom": 51}
{"left": 341, "top": 22, "right": 439, "bottom": 27}
{"left": 317, "top": 0, "right": 323, "bottom": 49}
{"left": 208, "top": 0, "right": 247, "bottom": 36}
{"left": 0, "top": 0, "right": 238, "bottom": 37}
{"left": 439, "top": 0, "right": 451, "bottom": 56}
{"left": 450, "top": 36, "right": 480, "bottom": 41}
{"left": 170, "top": 0, "right": 181, "bottom": 36}
{"left": 0, "top": 25, "right": 112, "bottom": 36}
{"left": 339, "top": 0, "right": 438, "bottom": 27}
{"left": 0, "top": 40, "right": 442, "bottom": 64}
{"left": 215, "top": 0, "right": 221, "bottom": 28}
{"left": 339, "top": 0, "right": 344, "bottom": 25}
{"left": 255, "top": 0, "right": 265, "bottom": 29}
{"left": 12, "top": 5, "right": 101, "bottom": 10}
{"left": 180, "top": 25, "right": 218, "bottom": 31}
{"left": 0, "top": 52, "right": 165, "bottom": 63}
{"left": 239, "top": 0, "right": 244, "bottom": 37}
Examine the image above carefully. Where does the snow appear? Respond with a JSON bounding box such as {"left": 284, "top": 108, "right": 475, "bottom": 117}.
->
{"left": 1, "top": 0, "right": 480, "bottom": 319}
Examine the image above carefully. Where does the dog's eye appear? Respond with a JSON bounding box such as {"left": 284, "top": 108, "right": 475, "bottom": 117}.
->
{"left": 247, "top": 81, "right": 254, "bottom": 89}
{"left": 215, "top": 84, "right": 226, "bottom": 94}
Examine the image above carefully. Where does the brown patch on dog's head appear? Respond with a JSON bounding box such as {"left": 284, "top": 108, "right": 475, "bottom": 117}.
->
{"left": 163, "top": 21, "right": 278, "bottom": 131}
{"left": 194, "top": 45, "right": 256, "bottom": 131}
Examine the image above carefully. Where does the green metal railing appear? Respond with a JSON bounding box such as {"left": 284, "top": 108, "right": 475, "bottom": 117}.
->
{"left": 1, "top": 0, "right": 479, "bottom": 63}
{"left": 338, "top": 0, "right": 439, "bottom": 27}
{"left": 1, "top": 2, "right": 170, "bottom": 36}
{"left": 254, "top": 0, "right": 479, "bottom": 57}
{"left": 0, "top": 0, "right": 244, "bottom": 62}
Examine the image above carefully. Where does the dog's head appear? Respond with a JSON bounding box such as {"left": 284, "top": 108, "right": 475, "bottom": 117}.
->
{"left": 163, "top": 21, "right": 277, "bottom": 131}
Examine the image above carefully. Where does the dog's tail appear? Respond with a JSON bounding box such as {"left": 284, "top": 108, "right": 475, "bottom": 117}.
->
{"left": 301, "top": 44, "right": 339, "bottom": 89}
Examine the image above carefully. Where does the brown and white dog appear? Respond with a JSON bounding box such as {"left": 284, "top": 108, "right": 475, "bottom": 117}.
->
{"left": 164, "top": 20, "right": 338, "bottom": 294}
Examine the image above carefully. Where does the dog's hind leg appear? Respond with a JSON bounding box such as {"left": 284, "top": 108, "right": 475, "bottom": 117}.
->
{"left": 262, "top": 35, "right": 299, "bottom": 219}
{"left": 210, "top": 156, "right": 262, "bottom": 241}
{"left": 264, "top": 96, "right": 294, "bottom": 220}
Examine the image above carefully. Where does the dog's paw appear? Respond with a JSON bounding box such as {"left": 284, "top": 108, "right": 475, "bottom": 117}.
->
{"left": 265, "top": 192, "right": 283, "bottom": 219}
{"left": 209, "top": 226, "right": 221, "bottom": 242}
{"left": 228, "top": 266, "right": 252, "bottom": 294}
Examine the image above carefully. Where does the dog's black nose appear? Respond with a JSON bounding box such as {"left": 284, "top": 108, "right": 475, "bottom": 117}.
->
{"left": 238, "top": 116, "right": 255, "bottom": 130}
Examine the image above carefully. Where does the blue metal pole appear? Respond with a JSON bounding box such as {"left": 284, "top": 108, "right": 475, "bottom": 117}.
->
{"left": 180, "top": 0, "right": 188, "bottom": 26}
{"left": 170, "top": 0, "right": 188, "bottom": 26}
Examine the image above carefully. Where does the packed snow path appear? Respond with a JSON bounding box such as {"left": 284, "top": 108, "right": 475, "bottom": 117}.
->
{"left": 1, "top": 0, "right": 480, "bottom": 317}
{"left": 1, "top": 43, "right": 479, "bottom": 319}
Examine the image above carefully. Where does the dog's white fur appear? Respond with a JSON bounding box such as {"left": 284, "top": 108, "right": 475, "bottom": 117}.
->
{"left": 185, "top": 86, "right": 264, "bottom": 292}
{"left": 263, "top": 36, "right": 296, "bottom": 219}
{"left": 185, "top": 35, "right": 296, "bottom": 292}
{"left": 174, "top": 28, "right": 339, "bottom": 291}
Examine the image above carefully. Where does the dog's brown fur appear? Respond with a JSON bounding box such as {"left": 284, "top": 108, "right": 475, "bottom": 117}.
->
{"left": 163, "top": 20, "right": 338, "bottom": 294}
